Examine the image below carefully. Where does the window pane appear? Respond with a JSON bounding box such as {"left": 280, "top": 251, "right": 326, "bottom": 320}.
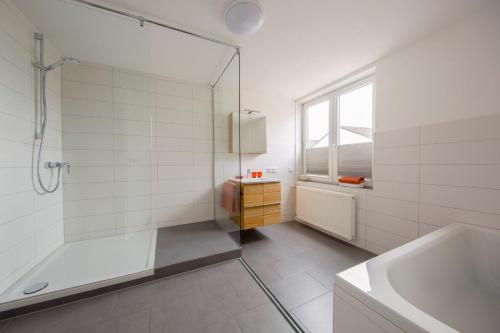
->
{"left": 338, "top": 83, "right": 373, "bottom": 178}
{"left": 307, "top": 100, "right": 329, "bottom": 148}
{"left": 339, "top": 84, "right": 372, "bottom": 145}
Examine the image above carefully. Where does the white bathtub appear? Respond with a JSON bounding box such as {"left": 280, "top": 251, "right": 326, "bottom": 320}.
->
{"left": 0, "top": 230, "right": 156, "bottom": 312}
{"left": 334, "top": 223, "right": 500, "bottom": 333}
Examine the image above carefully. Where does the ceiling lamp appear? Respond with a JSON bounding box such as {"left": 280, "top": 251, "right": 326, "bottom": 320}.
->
{"left": 224, "top": 0, "right": 264, "bottom": 36}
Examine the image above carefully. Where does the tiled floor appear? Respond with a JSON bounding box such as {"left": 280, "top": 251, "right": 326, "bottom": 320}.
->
{"left": 0, "top": 261, "right": 293, "bottom": 333}
{"left": 155, "top": 221, "right": 241, "bottom": 277}
{"left": 241, "top": 221, "right": 375, "bottom": 333}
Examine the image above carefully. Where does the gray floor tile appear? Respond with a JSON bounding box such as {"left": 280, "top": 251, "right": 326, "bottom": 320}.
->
{"left": 2, "top": 304, "right": 77, "bottom": 333}
{"left": 241, "top": 221, "right": 375, "bottom": 332}
{"left": 291, "top": 292, "right": 333, "bottom": 333}
{"left": 306, "top": 265, "right": 339, "bottom": 290}
{"left": 230, "top": 273, "right": 270, "bottom": 310}
{"left": 192, "top": 317, "right": 242, "bottom": 333}
{"left": 235, "top": 303, "right": 294, "bottom": 333}
{"left": 62, "top": 310, "right": 150, "bottom": 333}
{"left": 267, "top": 273, "right": 328, "bottom": 310}
{"left": 150, "top": 284, "right": 246, "bottom": 333}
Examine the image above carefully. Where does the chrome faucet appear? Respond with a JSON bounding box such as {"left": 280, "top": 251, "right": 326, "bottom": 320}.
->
{"left": 46, "top": 161, "right": 71, "bottom": 174}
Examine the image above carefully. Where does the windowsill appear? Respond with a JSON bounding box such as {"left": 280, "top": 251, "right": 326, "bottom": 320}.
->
{"left": 296, "top": 179, "right": 373, "bottom": 191}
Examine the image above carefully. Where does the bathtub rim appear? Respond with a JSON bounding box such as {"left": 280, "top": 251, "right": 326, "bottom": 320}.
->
{"left": 335, "top": 223, "right": 496, "bottom": 333}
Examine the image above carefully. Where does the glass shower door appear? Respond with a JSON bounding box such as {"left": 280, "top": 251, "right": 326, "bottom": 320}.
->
{"left": 213, "top": 52, "right": 241, "bottom": 237}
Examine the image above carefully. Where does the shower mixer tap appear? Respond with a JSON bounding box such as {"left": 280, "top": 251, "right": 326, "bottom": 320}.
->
{"left": 46, "top": 161, "right": 71, "bottom": 174}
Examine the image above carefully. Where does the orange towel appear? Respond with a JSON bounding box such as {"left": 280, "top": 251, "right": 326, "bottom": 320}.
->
{"left": 338, "top": 176, "right": 364, "bottom": 185}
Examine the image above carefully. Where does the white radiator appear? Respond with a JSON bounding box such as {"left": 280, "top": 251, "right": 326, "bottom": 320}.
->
{"left": 296, "top": 186, "right": 355, "bottom": 240}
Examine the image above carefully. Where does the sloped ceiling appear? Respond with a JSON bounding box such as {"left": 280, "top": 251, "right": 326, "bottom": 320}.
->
{"left": 18, "top": 0, "right": 495, "bottom": 98}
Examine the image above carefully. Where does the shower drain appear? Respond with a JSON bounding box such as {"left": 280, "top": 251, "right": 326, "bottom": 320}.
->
{"left": 23, "top": 281, "right": 49, "bottom": 295}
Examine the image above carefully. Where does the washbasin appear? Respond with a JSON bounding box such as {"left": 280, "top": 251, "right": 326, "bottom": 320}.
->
{"left": 237, "top": 178, "right": 279, "bottom": 184}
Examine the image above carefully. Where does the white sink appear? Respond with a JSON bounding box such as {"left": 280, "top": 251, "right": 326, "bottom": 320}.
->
{"left": 237, "top": 178, "right": 279, "bottom": 184}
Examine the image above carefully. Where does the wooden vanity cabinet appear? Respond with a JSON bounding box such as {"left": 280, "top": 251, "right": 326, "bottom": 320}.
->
{"left": 240, "top": 182, "right": 281, "bottom": 230}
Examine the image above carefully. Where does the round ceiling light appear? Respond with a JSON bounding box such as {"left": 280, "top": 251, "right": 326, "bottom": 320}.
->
{"left": 224, "top": 0, "right": 264, "bottom": 36}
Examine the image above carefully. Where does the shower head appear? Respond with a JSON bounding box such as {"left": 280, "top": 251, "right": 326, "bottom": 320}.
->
{"left": 43, "top": 57, "right": 80, "bottom": 71}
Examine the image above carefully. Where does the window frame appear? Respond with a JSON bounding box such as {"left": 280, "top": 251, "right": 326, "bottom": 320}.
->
{"left": 302, "top": 75, "right": 375, "bottom": 184}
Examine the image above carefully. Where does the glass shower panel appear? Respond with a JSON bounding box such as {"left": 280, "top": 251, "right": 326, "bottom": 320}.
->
{"left": 213, "top": 53, "right": 241, "bottom": 235}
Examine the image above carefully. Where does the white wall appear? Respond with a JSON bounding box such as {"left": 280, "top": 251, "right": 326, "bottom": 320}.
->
{"left": 62, "top": 62, "right": 214, "bottom": 241}
{"left": 376, "top": 1, "right": 500, "bottom": 131}
{"left": 241, "top": 90, "right": 296, "bottom": 222}
{"left": 297, "top": 1, "right": 500, "bottom": 254}
{"left": 0, "top": 0, "right": 64, "bottom": 293}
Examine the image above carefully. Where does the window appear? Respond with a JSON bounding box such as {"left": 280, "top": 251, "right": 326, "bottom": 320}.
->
{"left": 303, "top": 76, "right": 374, "bottom": 183}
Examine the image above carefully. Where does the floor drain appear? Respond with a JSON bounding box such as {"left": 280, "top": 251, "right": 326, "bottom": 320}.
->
{"left": 23, "top": 281, "right": 49, "bottom": 295}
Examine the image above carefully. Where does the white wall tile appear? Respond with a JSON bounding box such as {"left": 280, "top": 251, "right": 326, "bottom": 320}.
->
{"left": 420, "top": 139, "right": 500, "bottom": 165}
{"left": 0, "top": 82, "right": 32, "bottom": 120}
{"left": 371, "top": 181, "right": 419, "bottom": 202}
{"left": 193, "top": 100, "right": 211, "bottom": 114}
{"left": 62, "top": 63, "right": 112, "bottom": 86}
{"left": 157, "top": 94, "right": 192, "bottom": 111}
{"left": 64, "top": 198, "right": 114, "bottom": 218}
{"left": 367, "top": 211, "right": 418, "bottom": 239}
{"left": 157, "top": 137, "right": 193, "bottom": 152}
{"left": 64, "top": 214, "right": 115, "bottom": 236}
{"left": 157, "top": 78, "right": 192, "bottom": 98}
{"left": 62, "top": 98, "right": 113, "bottom": 118}
{"left": 420, "top": 114, "right": 500, "bottom": 144}
{"left": 64, "top": 182, "right": 115, "bottom": 201}
{"left": 193, "top": 85, "right": 212, "bottom": 101}
{"left": 420, "top": 184, "right": 500, "bottom": 215}
{"left": 114, "top": 135, "right": 152, "bottom": 151}
{"left": 0, "top": 56, "right": 31, "bottom": 97}
{"left": 63, "top": 133, "right": 114, "bottom": 150}
{"left": 374, "top": 127, "right": 419, "bottom": 148}
{"left": 114, "top": 119, "right": 152, "bottom": 136}
{"left": 366, "top": 226, "right": 411, "bottom": 250}
{"left": 367, "top": 195, "right": 418, "bottom": 221}
{"left": 113, "top": 70, "right": 155, "bottom": 92}
{"left": 374, "top": 146, "right": 419, "bottom": 165}
{"left": 64, "top": 166, "right": 114, "bottom": 184}
{"left": 113, "top": 103, "right": 155, "bottom": 122}
{"left": 62, "top": 149, "right": 114, "bottom": 166}
{"left": 0, "top": 214, "right": 35, "bottom": 253}
{"left": 372, "top": 165, "right": 419, "bottom": 183}
{"left": 420, "top": 165, "right": 500, "bottom": 189}
{"left": 157, "top": 109, "right": 192, "bottom": 125}
{"left": 157, "top": 123, "right": 193, "bottom": 138}
{"left": 63, "top": 115, "right": 114, "bottom": 134}
{"left": 62, "top": 80, "right": 112, "bottom": 102}
{"left": 113, "top": 88, "right": 155, "bottom": 107}
{"left": 157, "top": 151, "right": 193, "bottom": 166}
{"left": 419, "top": 203, "right": 500, "bottom": 229}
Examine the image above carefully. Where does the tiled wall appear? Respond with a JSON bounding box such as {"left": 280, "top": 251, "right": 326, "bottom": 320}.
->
{"left": 299, "top": 114, "right": 500, "bottom": 254}
{"left": 62, "top": 62, "right": 214, "bottom": 241}
{"left": 0, "top": 0, "right": 64, "bottom": 293}
{"left": 315, "top": 114, "right": 500, "bottom": 254}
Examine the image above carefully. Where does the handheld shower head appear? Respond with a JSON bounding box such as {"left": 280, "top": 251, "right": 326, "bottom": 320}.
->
{"left": 43, "top": 56, "right": 80, "bottom": 71}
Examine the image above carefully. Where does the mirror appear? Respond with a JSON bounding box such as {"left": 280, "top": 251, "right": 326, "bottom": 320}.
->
{"left": 229, "top": 112, "right": 267, "bottom": 153}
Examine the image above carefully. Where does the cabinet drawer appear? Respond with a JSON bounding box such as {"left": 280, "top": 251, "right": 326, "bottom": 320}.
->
{"left": 264, "top": 213, "right": 281, "bottom": 225}
{"left": 243, "top": 216, "right": 264, "bottom": 229}
{"left": 263, "top": 191, "right": 281, "bottom": 205}
{"left": 243, "top": 184, "right": 263, "bottom": 195}
{"left": 244, "top": 194, "right": 263, "bottom": 207}
{"left": 263, "top": 204, "right": 281, "bottom": 215}
{"left": 244, "top": 206, "right": 263, "bottom": 218}
{"left": 264, "top": 183, "right": 281, "bottom": 193}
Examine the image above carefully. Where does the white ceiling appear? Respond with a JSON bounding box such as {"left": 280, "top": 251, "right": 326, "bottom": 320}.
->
{"left": 92, "top": 0, "right": 493, "bottom": 99}
{"left": 17, "top": 0, "right": 494, "bottom": 98}
{"left": 14, "top": 0, "right": 235, "bottom": 84}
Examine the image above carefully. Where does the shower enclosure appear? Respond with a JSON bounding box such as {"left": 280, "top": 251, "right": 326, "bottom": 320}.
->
{"left": 0, "top": 0, "right": 241, "bottom": 315}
